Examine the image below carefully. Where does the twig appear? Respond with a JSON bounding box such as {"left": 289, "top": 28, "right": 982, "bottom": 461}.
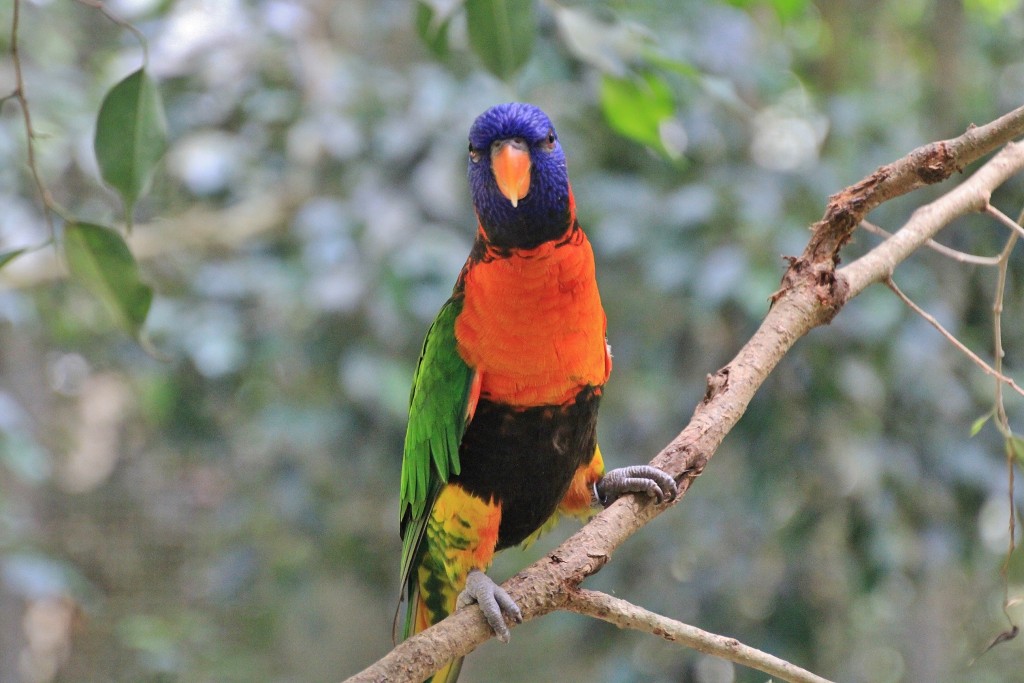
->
{"left": 566, "top": 589, "right": 834, "bottom": 683}
{"left": 884, "top": 277, "right": 1024, "bottom": 398}
{"left": 990, "top": 207, "right": 1023, "bottom": 634}
{"left": 859, "top": 219, "right": 1001, "bottom": 266}
{"left": 73, "top": 0, "right": 149, "bottom": 64}
{"left": 986, "top": 203, "right": 1024, "bottom": 241}
{"left": 8, "top": 0, "right": 56, "bottom": 238}
{"left": 991, "top": 230, "right": 1017, "bottom": 441}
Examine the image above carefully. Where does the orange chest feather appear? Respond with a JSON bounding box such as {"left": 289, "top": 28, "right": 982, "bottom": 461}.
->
{"left": 455, "top": 232, "right": 611, "bottom": 407}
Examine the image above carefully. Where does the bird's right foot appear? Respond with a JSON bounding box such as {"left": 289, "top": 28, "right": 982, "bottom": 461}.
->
{"left": 456, "top": 569, "right": 523, "bottom": 642}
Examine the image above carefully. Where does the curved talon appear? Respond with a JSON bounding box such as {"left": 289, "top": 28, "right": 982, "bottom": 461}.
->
{"left": 596, "top": 465, "right": 678, "bottom": 507}
{"left": 457, "top": 569, "right": 523, "bottom": 642}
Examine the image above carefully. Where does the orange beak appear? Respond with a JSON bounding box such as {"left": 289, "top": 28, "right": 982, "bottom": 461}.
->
{"left": 491, "top": 140, "right": 531, "bottom": 208}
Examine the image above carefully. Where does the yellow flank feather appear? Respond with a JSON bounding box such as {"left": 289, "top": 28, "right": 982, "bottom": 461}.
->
{"left": 410, "top": 484, "right": 502, "bottom": 682}
{"left": 559, "top": 444, "right": 605, "bottom": 519}
{"left": 412, "top": 483, "right": 502, "bottom": 643}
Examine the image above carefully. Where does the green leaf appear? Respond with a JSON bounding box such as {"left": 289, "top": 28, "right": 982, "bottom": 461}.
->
{"left": 768, "top": 0, "right": 809, "bottom": 21}
{"left": 725, "top": 0, "right": 809, "bottom": 21}
{"left": 64, "top": 222, "right": 153, "bottom": 338}
{"left": 415, "top": 1, "right": 455, "bottom": 59}
{"left": 465, "top": 0, "right": 534, "bottom": 79}
{"left": 600, "top": 71, "right": 676, "bottom": 154}
{"left": 0, "top": 248, "right": 27, "bottom": 271}
{"left": 94, "top": 68, "right": 168, "bottom": 218}
{"left": 970, "top": 412, "right": 992, "bottom": 437}
{"left": 965, "top": 0, "right": 1022, "bottom": 23}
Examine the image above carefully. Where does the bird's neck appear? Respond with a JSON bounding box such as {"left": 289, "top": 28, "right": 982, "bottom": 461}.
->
{"left": 453, "top": 217, "right": 608, "bottom": 407}
{"left": 473, "top": 184, "right": 576, "bottom": 251}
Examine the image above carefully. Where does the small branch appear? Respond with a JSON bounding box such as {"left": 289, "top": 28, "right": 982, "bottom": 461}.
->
{"left": 991, "top": 207, "right": 1023, "bottom": 632}
{"left": 991, "top": 230, "right": 1018, "bottom": 441}
{"left": 884, "top": 277, "right": 1024, "bottom": 398}
{"left": 566, "top": 589, "right": 834, "bottom": 683}
{"left": 986, "top": 203, "right": 1024, "bottom": 241}
{"left": 8, "top": 0, "right": 56, "bottom": 238}
{"left": 73, "top": 0, "right": 149, "bottom": 64}
{"left": 859, "top": 220, "right": 1001, "bottom": 266}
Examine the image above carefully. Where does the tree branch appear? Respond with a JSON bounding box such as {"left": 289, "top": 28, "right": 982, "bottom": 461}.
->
{"left": 345, "top": 107, "right": 1024, "bottom": 683}
{"left": 565, "top": 589, "right": 834, "bottom": 683}
{"left": 840, "top": 142, "right": 1024, "bottom": 298}
{"left": 800, "top": 104, "right": 1024, "bottom": 269}
{"left": 772, "top": 104, "right": 1024, "bottom": 311}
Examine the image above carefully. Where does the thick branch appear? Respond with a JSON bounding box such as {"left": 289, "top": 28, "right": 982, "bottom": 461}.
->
{"left": 566, "top": 589, "right": 834, "bottom": 683}
{"left": 346, "top": 109, "right": 1024, "bottom": 683}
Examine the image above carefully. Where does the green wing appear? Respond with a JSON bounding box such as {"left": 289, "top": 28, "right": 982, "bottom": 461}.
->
{"left": 399, "top": 295, "right": 476, "bottom": 599}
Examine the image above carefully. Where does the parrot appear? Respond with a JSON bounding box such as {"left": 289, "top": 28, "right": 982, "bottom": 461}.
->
{"left": 398, "top": 102, "right": 678, "bottom": 682}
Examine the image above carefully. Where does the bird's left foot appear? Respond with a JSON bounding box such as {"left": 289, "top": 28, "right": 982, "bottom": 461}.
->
{"left": 595, "top": 465, "right": 678, "bottom": 507}
{"left": 456, "top": 569, "right": 523, "bottom": 642}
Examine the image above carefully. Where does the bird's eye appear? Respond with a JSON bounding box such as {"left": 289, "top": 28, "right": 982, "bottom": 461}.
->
{"left": 541, "top": 130, "right": 556, "bottom": 151}
{"left": 468, "top": 143, "right": 481, "bottom": 163}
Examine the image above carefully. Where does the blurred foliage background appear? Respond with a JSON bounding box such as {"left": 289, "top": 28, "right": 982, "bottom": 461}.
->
{"left": 1, "top": 0, "right": 1024, "bottom": 681}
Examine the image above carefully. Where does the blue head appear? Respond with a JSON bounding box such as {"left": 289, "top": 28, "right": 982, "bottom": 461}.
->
{"left": 467, "top": 103, "right": 572, "bottom": 250}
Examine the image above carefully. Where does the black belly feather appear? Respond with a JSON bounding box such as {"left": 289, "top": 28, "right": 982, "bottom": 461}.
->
{"left": 453, "top": 386, "right": 601, "bottom": 550}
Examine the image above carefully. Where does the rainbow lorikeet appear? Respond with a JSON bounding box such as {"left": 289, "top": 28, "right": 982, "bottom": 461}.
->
{"left": 399, "top": 102, "right": 677, "bottom": 682}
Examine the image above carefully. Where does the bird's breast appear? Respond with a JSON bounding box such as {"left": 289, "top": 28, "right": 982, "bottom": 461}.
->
{"left": 455, "top": 229, "right": 610, "bottom": 407}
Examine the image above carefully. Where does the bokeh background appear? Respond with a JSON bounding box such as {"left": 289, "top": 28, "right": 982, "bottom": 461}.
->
{"left": 2, "top": 0, "right": 1024, "bottom": 681}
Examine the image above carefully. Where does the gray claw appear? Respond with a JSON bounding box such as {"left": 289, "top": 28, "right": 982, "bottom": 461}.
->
{"left": 595, "top": 465, "right": 678, "bottom": 506}
{"left": 457, "top": 569, "right": 522, "bottom": 642}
